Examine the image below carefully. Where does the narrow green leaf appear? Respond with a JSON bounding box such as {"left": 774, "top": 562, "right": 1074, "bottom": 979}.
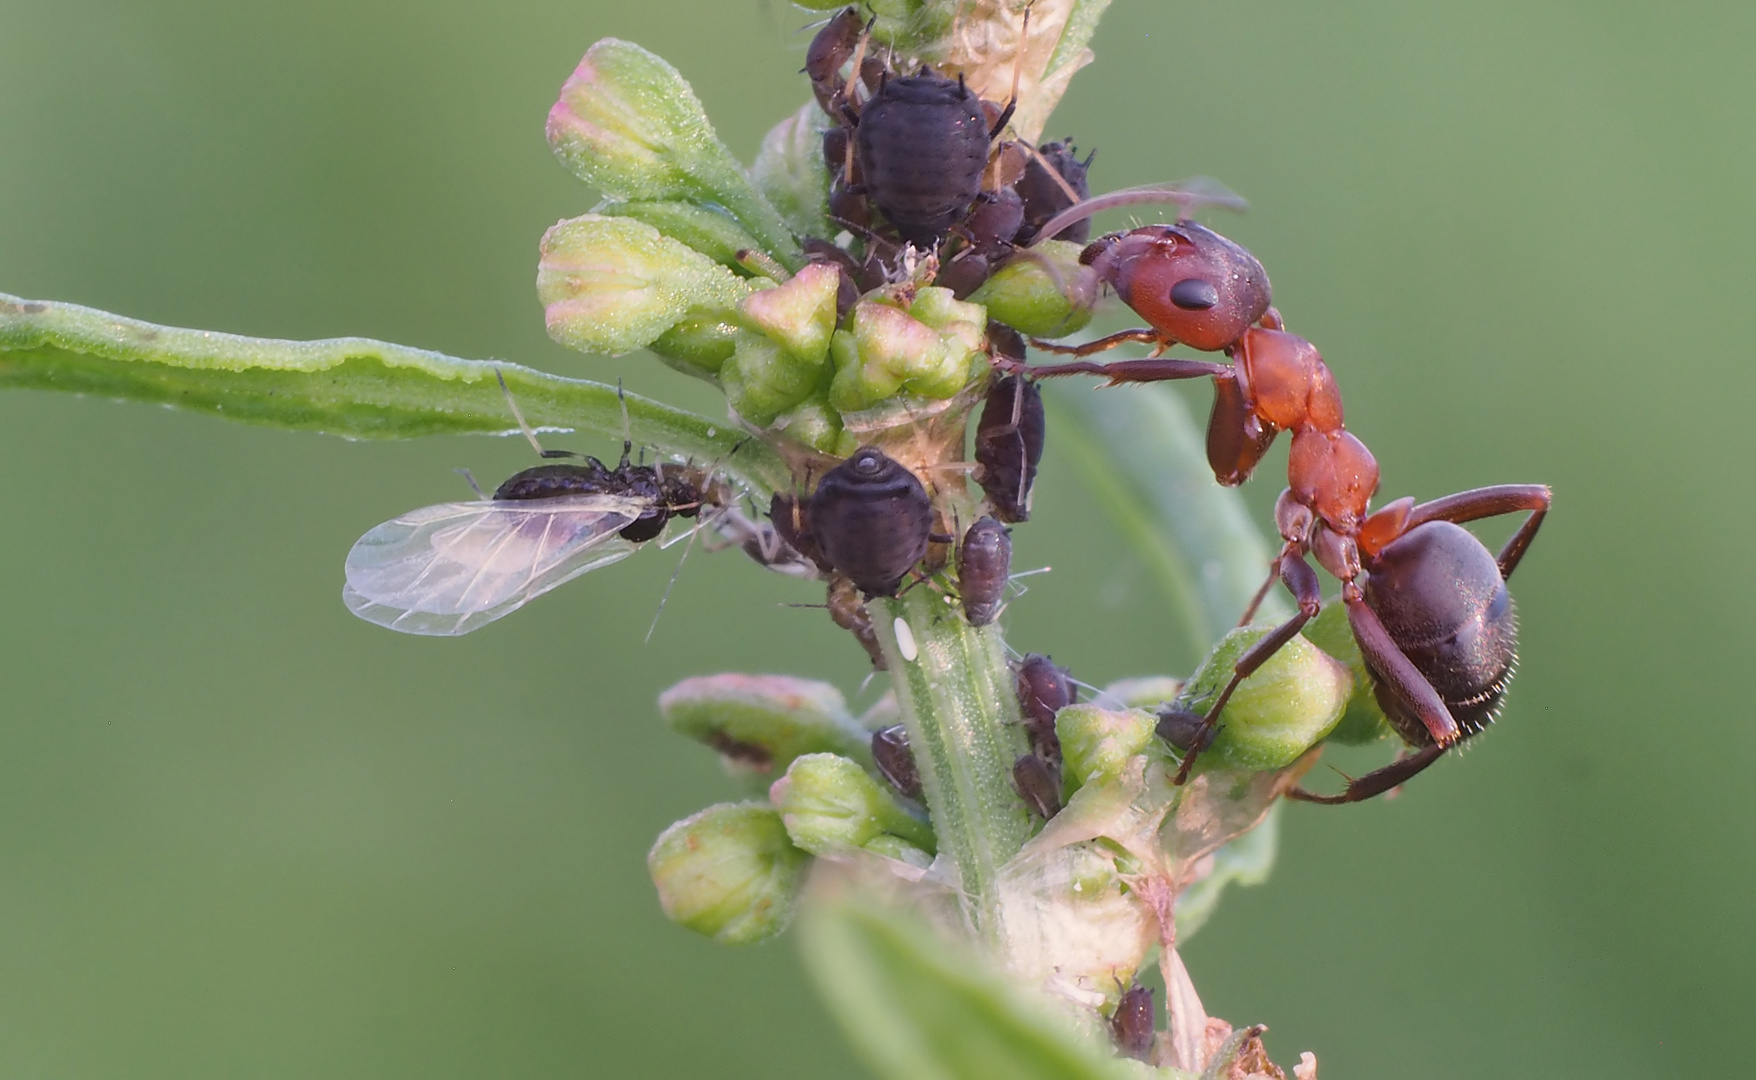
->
{"left": 0, "top": 293, "right": 789, "bottom": 496}
{"left": 1045, "top": 382, "right": 1289, "bottom": 665}
{"left": 800, "top": 896, "right": 1181, "bottom": 1080}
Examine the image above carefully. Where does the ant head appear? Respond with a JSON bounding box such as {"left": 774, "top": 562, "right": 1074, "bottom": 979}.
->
{"left": 1106, "top": 222, "right": 1272, "bottom": 352}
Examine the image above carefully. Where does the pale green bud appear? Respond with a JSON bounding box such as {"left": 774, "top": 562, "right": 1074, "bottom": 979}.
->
{"left": 1056, "top": 704, "right": 1157, "bottom": 791}
{"left": 772, "top": 393, "right": 856, "bottom": 456}
{"left": 1300, "top": 598, "right": 1395, "bottom": 745}
{"left": 647, "top": 802, "right": 808, "bottom": 945}
{"left": 827, "top": 291, "right": 984, "bottom": 412}
{"left": 968, "top": 242, "right": 1098, "bottom": 339}
{"left": 659, "top": 674, "right": 871, "bottom": 788}
{"left": 749, "top": 102, "right": 833, "bottom": 242}
{"left": 598, "top": 201, "right": 768, "bottom": 275}
{"left": 721, "top": 330, "right": 826, "bottom": 427}
{"left": 1100, "top": 676, "right": 1184, "bottom": 710}
{"left": 770, "top": 753, "right": 936, "bottom": 856}
{"left": 861, "top": 834, "right": 934, "bottom": 870}
{"left": 648, "top": 313, "right": 740, "bottom": 379}
{"left": 740, "top": 262, "right": 840, "bottom": 363}
{"left": 537, "top": 214, "right": 751, "bottom": 356}
{"left": 546, "top": 39, "right": 801, "bottom": 268}
{"left": 1175, "top": 625, "right": 1354, "bottom": 772}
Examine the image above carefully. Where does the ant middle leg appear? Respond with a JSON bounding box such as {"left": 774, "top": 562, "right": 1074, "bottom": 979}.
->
{"left": 1164, "top": 553, "right": 1324, "bottom": 784}
{"left": 1028, "top": 328, "right": 1165, "bottom": 358}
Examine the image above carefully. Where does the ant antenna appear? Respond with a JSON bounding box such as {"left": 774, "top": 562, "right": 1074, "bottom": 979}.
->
{"left": 496, "top": 367, "right": 577, "bottom": 459}
{"left": 453, "top": 467, "right": 485, "bottom": 500}
{"left": 1023, "top": 179, "right": 1249, "bottom": 249}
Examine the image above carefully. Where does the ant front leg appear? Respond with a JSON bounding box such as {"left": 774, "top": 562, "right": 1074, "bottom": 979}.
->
{"left": 1022, "top": 355, "right": 1232, "bottom": 384}
{"left": 1029, "top": 328, "right": 1166, "bottom": 358}
{"left": 1402, "top": 484, "right": 1551, "bottom": 579}
{"left": 1164, "top": 553, "right": 1324, "bottom": 784}
{"left": 1285, "top": 743, "right": 1447, "bottom": 805}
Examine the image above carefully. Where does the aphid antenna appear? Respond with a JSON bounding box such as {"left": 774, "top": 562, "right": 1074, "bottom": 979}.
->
{"left": 494, "top": 366, "right": 578, "bottom": 460}
{"left": 615, "top": 378, "right": 635, "bottom": 469}
{"left": 453, "top": 467, "right": 486, "bottom": 500}
{"left": 1023, "top": 180, "right": 1249, "bottom": 250}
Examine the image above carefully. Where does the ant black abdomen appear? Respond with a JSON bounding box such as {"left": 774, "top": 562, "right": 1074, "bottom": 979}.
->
{"left": 1364, "top": 521, "right": 1517, "bottom": 740}
{"left": 806, "top": 446, "right": 934, "bottom": 597}
{"left": 856, "top": 72, "right": 994, "bottom": 246}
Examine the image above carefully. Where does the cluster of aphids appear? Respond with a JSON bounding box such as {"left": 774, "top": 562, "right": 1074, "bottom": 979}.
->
{"left": 801, "top": 8, "right": 1095, "bottom": 309}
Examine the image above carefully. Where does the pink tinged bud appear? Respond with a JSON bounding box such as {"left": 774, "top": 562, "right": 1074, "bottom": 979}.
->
{"left": 659, "top": 673, "right": 871, "bottom": 782}
{"left": 739, "top": 263, "right": 841, "bottom": 363}
{"left": 537, "top": 214, "right": 751, "bottom": 356}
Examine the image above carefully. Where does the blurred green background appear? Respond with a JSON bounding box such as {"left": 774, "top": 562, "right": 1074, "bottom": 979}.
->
{"left": 1, "top": 1, "right": 1749, "bottom": 1076}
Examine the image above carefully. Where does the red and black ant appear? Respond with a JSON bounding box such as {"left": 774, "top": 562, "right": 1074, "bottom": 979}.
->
{"left": 1000, "top": 189, "right": 1552, "bottom": 802}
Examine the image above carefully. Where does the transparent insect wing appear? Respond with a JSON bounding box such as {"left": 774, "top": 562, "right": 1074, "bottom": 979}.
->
{"left": 341, "top": 494, "right": 649, "bottom": 636}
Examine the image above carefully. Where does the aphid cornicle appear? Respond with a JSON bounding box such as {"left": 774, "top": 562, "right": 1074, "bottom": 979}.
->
{"left": 343, "top": 457, "right": 707, "bottom": 637}
{"left": 1015, "top": 653, "right": 1074, "bottom": 763}
{"left": 1108, "top": 983, "right": 1156, "bottom": 1061}
{"left": 957, "top": 516, "right": 1012, "bottom": 626}
{"left": 806, "top": 446, "right": 935, "bottom": 598}
{"left": 974, "top": 374, "right": 1046, "bottom": 523}
{"left": 871, "top": 724, "right": 922, "bottom": 800}
{"left": 1012, "top": 752, "right": 1061, "bottom": 820}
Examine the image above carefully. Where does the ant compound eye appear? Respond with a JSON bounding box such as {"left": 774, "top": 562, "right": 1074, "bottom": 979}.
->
{"left": 1170, "top": 278, "right": 1220, "bottom": 311}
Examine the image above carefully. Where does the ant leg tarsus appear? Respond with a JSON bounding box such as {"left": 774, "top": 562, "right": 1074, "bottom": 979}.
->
{"left": 1285, "top": 742, "right": 1447, "bottom": 805}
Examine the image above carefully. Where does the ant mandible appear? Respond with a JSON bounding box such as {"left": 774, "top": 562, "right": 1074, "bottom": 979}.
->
{"left": 997, "top": 187, "right": 1552, "bottom": 801}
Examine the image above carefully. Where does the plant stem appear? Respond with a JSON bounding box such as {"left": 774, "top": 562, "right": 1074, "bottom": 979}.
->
{"left": 877, "top": 587, "right": 1034, "bottom": 944}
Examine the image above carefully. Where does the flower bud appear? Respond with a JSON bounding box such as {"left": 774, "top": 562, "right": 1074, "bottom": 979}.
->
{"left": 721, "top": 330, "right": 826, "bottom": 427}
{"left": 1173, "top": 626, "right": 1353, "bottom": 772}
{"left": 1055, "top": 704, "right": 1157, "bottom": 791}
{"left": 827, "top": 289, "right": 986, "bottom": 412}
{"left": 740, "top": 262, "right": 841, "bottom": 363}
{"left": 547, "top": 39, "right": 801, "bottom": 268}
{"left": 647, "top": 313, "right": 740, "bottom": 379}
{"left": 598, "top": 201, "right": 768, "bottom": 275}
{"left": 861, "top": 834, "right": 934, "bottom": 870}
{"left": 749, "top": 102, "right": 833, "bottom": 241}
{"left": 1299, "top": 599, "right": 1395, "bottom": 745}
{"left": 647, "top": 802, "right": 809, "bottom": 945}
{"left": 659, "top": 674, "right": 871, "bottom": 787}
{"left": 968, "top": 242, "right": 1098, "bottom": 339}
{"left": 537, "top": 214, "right": 751, "bottom": 356}
{"left": 770, "top": 753, "right": 936, "bottom": 856}
{"left": 772, "top": 393, "right": 856, "bottom": 456}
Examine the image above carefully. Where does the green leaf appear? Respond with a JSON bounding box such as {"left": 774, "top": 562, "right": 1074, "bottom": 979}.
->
{"left": 800, "top": 896, "right": 1183, "bottom": 1080}
{"left": 0, "top": 292, "right": 790, "bottom": 497}
{"left": 749, "top": 102, "right": 833, "bottom": 243}
{"left": 1045, "top": 382, "right": 1290, "bottom": 665}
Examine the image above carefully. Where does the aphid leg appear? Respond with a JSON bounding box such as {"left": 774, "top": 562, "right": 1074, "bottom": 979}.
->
{"left": 1286, "top": 743, "right": 1447, "bottom": 805}
{"left": 615, "top": 378, "right": 634, "bottom": 467}
{"left": 984, "top": 6, "right": 1026, "bottom": 138}
{"left": 1401, "top": 484, "right": 1552, "bottom": 580}
{"left": 1167, "top": 553, "right": 1323, "bottom": 784}
{"left": 453, "top": 467, "right": 485, "bottom": 500}
{"left": 647, "top": 511, "right": 714, "bottom": 643}
{"left": 1343, "top": 588, "right": 1462, "bottom": 747}
{"left": 496, "top": 367, "right": 577, "bottom": 459}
